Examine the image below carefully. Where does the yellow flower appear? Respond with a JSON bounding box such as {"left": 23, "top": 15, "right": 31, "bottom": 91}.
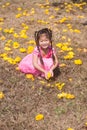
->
{"left": 17, "top": 7, "right": 22, "bottom": 11}
{"left": 0, "top": 53, "right": 7, "bottom": 58}
{"left": 13, "top": 42, "right": 20, "bottom": 48}
{"left": 54, "top": 8, "right": 60, "bottom": 11}
{"left": 4, "top": 47, "right": 11, "bottom": 51}
{"left": 74, "top": 59, "right": 82, "bottom": 65}
{"left": 59, "top": 17, "right": 67, "bottom": 23}
{"left": 49, "top": 15, "right": 55, "bottom": 19}
{"left": 20, "top": 33, "right": 28, "bottom": 39}
{"left": 57, "top": 92, "right": 75, "bottom": 99}
{"left": 35, "top": 114, "right": 44, "bottom": 121}
{"left": 74, "top": 29, "right": 81, "bottom": 33}
{"left": 0, "top": 18, "right": 4, "bottom": 22}
{"left": 16, "top": 13, "right": 22, "bottom": 18}
{"left": 85, "top": 122, "right": 87, "bottom": 126}
{"left": 55, "top": 82, "right": 65, "bottom": 90}
{"left": 28, "top": 40, "right": 35, "bottom": 44}
{"left": 0, "top": 27, "right": 2, "bottom": 31}
{"left": 40, "top": 81, "right": 46, "bottom": 84}
{"left": 0, "top": 36, "right": 6, "bottom": 40}
{"left": 26, "top": 74, "right": 34, "bottom": 81}
{"left": 19, "top": 48, "right": 26, "bottom": 53}
{"left": 27, "top": 46, "right": 34, "bottom": 53}
{"left": 5, "top": 2, "right": 10, "bottom": 6}
{"left": 0, "top": 92, "right": 4, "bottom": 99}
{"left": 44, "top": 9, "right": 49, "bottom": 15}
{"left": 46, "top": 72, "right": 51, "bottom": 80}
{"left": 59, "top": 63, "right": 66, "bottom": 67}
{"left": 14, "top": 56, "right": 21, "bottom": 63}
{"left": 69, "top": 78, "right": 72, "bottom": 82}
{"left": 15, "top": 67, "right": 20, "bottom": 71}
{"left": 64, "top": 51, "right": 75, "bottom": 60}
{"left": 13, "top": 33, "right": 19, "bottom": 38}
{"left": 67, "top": 128, "right": 74, "bottom": 130}
{"left": 7, "top": 58, "right": 16, "bottom": 64}
{"left": 30, "top": 8, "right": 35, "bottom": 14}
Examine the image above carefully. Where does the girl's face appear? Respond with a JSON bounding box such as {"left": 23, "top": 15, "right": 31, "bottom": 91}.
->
{"left": 39, "top": 34, "right": 51, "bottom": 49}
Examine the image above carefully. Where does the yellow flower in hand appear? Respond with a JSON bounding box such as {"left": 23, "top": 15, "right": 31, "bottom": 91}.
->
{"left": 46, "top": 72, "right": 51, "bottom": 80}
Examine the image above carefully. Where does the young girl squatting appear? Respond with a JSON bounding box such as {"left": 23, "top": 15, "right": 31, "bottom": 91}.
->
{"left": 19, "top": 28, "right": 59, "bottom": 79}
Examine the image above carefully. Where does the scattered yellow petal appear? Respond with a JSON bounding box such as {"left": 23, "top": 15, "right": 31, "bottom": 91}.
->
{"left": 14, "top": 56, "right": 21, "bottom": 63}
{"left": 0, "top": 36, "right": 6, "bottom": 40}
{"left": 17, "top": 7, "right": 22, "bottom": 11}
{"left": 83, "top": 48, "right": 87, "bottom": 53}
{"left": 0, "top": 92, "right": 4, "bottom": 99}
{"left": 59, "top": 63, "right": 66, "bottom": 67}
{"left": 67, "top": 128, "right": 74, "bottom": 130}
{"left": 13, "top": 42, "right": 20, "bottom": 49}
{"left": 16, "top": 13, "right": 22, "bottom": 18}
{"left": 46, "top": 72, "right": 51, "bottom": 80}
{"left": 40, "top": 81, "right": 46, "bottom": 84}
{"left": 69, "top": 78, "right": 72, "bottom": 82}
{"left": 15, "top": 67, "right": 20, "bottom": 71}
{"left": 35, "top": 114, "right": 44, "bottom": 121}
{"left": 74, "top": 59, "right": 82, "bottom": 65}
{"left": 4, "top": 47, "right": 11, "bottom": 51}
{"left": 57, "top": 92, "right": 75, "bottom": 99}
{"left": 74, "top": 29, "right": 81, "bottom": 33}
{"left": 19, "top": 48, "right": 26, "bottom": 53}
{"left": 55, "top": 82, "right": 65, "bottom": 90}
{"left": 85, "top": 122, "right": 87, "bottom": 126}
{"left": 26, "top": 74, "right": 34, "bottom": 81}
{"left": 27, "top": 46, "right": 34, "bottom": 53}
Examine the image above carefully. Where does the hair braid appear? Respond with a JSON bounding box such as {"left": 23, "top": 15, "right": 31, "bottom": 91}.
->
{"left": 34, "top": 31, "right": 44, "bottom": 65}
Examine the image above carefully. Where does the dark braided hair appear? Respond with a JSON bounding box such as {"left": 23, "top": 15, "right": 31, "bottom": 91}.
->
{"left": 34, "top": 28, "right": 55, "bottom": 65}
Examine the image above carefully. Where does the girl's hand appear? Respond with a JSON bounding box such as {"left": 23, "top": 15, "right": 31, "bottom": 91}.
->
{"left": 44, "top": 71, "right": 48, "bottom": 79}
{"left": 49, "top": 69, "right": 54, "bottom": 77}
{"left": 44, "top": 70, "right": 54, "bottom": 80}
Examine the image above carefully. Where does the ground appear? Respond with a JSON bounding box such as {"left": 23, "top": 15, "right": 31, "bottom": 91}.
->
{"left": 0, "top": 0, "right": 87, "bottom": 130}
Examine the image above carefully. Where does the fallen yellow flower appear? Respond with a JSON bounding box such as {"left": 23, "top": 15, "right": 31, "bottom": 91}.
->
{"left": 4, "top": 47, "right": 11, "bottom": 51}
{"left": 57, "top": 92, "right": 75, "bottom": 99}
{"left": 64, "top": 51, "right": 75, "bottom": 60}
{"left": 85, "top": 122, "right": 87, "bottom": 126}
{"left": 74, "top": 29, "right": 81, "bottom": 33}
{"left": 59, "top": 63, "right": 66, "bottom": 67}
{"left": 46, "top": 72, "right": 51, "bottom": 80}
{"left": 14, "top": 56, "right": 21, "bottom": 63}
{"left": 55, "top": 82, "right": 65, "bottom": 90}
{"left": 13, "top": 42, "right": 20, "bottom": 49}
{"left": 27, "top": 46, "right": 34, "bottom": 53}
{"left": 26, "top": 74, "right": 34, "bottom": 81}
{"left": 35, "top": 114, "right": 44, "bottom": 121}
{"left": 15, "top": 67, "right": 20, "bottom": 71}
{"left": 19, "top": 48, "right": 26, "bottom": 53}
{"left": 67, "top": 128, "right": 74, "bottom": 130}
{"left": 74, "top": 59, "right": 82, "bottom": 65}
{"left": 0, "top": 92, "right": 4, "bottom": 99}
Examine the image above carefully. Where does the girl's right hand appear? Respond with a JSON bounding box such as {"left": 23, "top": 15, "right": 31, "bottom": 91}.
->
{"left": 44, "top": 71, "right": 48, "bottom": 79}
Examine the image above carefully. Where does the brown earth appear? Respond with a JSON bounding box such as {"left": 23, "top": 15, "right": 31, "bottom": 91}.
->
{"left": 0, "top": 0, "right": 87, "bottom": 130}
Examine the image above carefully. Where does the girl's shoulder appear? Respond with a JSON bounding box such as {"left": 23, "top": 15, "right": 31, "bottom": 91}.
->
{"left": 33, "top": 47, "right": 39, "bottom": 55}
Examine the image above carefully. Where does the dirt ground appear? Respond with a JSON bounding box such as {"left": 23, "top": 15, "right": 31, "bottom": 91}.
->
{"left": 0, "top": 0, "right": 87, "bottom": 130}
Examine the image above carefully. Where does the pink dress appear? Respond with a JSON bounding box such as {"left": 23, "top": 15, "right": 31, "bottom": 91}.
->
{"left": 19, "top": 46, "right": 55, "bottom": 77}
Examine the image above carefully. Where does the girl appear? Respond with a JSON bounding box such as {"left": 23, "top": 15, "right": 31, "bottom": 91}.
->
{"left": 19, "top": 28, "right": 59, "bottom": 79}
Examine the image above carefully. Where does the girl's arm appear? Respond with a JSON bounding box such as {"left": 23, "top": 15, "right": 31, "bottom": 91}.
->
{"left": 32, "top": 54, "right": 45, "bottom": 73}
{"left": 50, "top": 53, "right": 58, "bottom": 71}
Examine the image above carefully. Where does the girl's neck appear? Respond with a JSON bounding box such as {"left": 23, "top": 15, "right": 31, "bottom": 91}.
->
{"left": 40, "top": 47, "right": 49, "bottom": 53}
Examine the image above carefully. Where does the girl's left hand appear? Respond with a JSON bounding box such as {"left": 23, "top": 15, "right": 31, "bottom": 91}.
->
{"left": 49, "top": 69, "right": 54, "bottom": 77}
